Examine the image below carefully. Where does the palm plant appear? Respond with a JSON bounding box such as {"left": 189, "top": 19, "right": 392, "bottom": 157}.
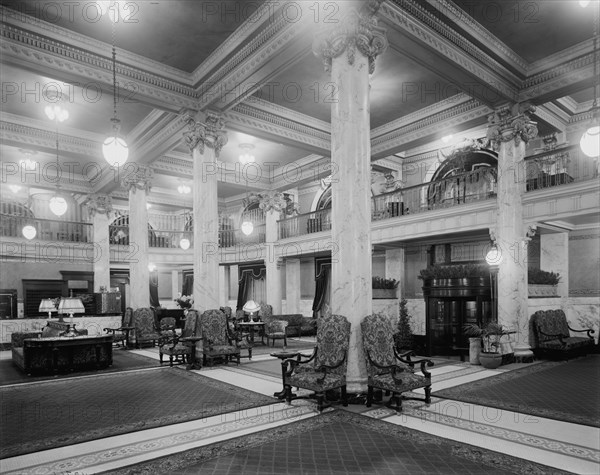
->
{"left": 463, "top": 322, "right": 509, "bottom": 353}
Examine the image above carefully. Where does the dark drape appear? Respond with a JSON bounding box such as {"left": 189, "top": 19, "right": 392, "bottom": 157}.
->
{"left": 182, "top": 274, "right": 193, "bottom": 296}
{"left": 312, "top": 265, "right": 329, "bottom": 318}
{"left": 236, "top": 272, "right": 250, "bottom": 310}
{"left": 149, "top": 272, "right": 160, "bottom": 307}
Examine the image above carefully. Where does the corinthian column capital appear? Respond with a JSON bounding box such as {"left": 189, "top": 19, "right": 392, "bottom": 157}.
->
{"left": 486, "top": 102, "right": 538, "bottom": 151}
{"left": 183, "top": 112, "right": 228, "bottom": 158}
{"left": 85, "top": 194, "right": 113, "bottom": 217}
{"left": 312, "top": 0, "right": 388, "bottom": 74}
{"left": 122, "top": 164, "right": 153, "bottom": 193}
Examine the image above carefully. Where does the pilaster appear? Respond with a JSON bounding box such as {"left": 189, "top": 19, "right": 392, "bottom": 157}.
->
{"left": 85, "top": 194, "right": 113, "bottom": 293}
{"left": 286, "top": 258, "right": 301, "bottom": 314}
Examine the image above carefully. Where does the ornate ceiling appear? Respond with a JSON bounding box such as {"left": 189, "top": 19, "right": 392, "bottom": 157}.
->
{"left": 0, "top": 0, "right": 596, "bottom": 210}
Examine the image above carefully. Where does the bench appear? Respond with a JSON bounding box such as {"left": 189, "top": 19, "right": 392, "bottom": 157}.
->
{"left": 529, "top": 309, "right": 595, "bottom": 359}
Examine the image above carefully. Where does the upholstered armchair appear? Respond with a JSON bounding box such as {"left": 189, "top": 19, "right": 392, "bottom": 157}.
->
{"left": 264, "top": 319, "right": 289, "bottom": 347}
{"left": 259, "top": 303, "right": 273, "bottom": 321}
{"left": 159, "top": 309, "right": 201, "bottom": 367}
{"left": 200, "top": 309, "right": 241, "bottom": 366}
{"left": 226, "top": 311, "right": 252, "bottom": 360}
{"left": 103, "top": 307, "right": 134, "bottom": 348}
{"left": 131, "top": 307, "right": 162, "bottom": 348}
{"left": 282, "top": 314, "right": 351, "bottom": 412}
{"left": 158, "top": 316, "right": 177, "bottom": 334}
{"left": 361, "top": 313, "right": 433, "bottom": 412}
{"left": 529, "top": 309, "right": 595, "bottom": 359}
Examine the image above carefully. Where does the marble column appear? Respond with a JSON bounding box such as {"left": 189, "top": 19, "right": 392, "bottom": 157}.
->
{"left": 262, "top": 193, "right": 285, "bottom": 314}
{"left": 219, "top": 265, "right": 230, "bottom": 306}
{"left": 286, "top": 258, "right": 301, "bottom": 314}
{"left": 487, "top": 103, "right": 538, "bottom": 360}
{"left": 85, "top": 194, "right": 113, "bottom": 292}
{"left": 122, "top": 166, "right": 153, "bottom": 309}
{"left": 230, "top": 264, "right": 239, "bottom": 308}
{"left": 540, "top": 232, "right": 569, "bottom": 298}
{"left": 313, "top": 1, "right": 387, "bottom": 393}
{"left": 171, "top": 270, "right": 179, "bottom": 302}
{"left": 385, "top": 248, "right": 405, "bottom": 298}
{"left": 183, "top": 113, "right": 228, "bottom": 312}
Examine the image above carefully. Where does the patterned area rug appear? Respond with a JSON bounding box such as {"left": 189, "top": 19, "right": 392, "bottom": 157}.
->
{"left": 0, "top": 349, "right": 158, "bottom": 386}
{"left": 109, "top": 410, "right": 569, "bottom": 475}
{"left": 433, "top": 355, "right": 600, "bottom": 427}
{"left": 0, "top": 367, "right": 275, "bottom": 459}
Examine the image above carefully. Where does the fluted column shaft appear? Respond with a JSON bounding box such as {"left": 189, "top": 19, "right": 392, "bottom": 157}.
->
{"left": 265, "top": 207, "right": 283, "bottom": 314}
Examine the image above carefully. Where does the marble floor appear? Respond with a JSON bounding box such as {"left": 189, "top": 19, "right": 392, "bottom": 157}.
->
{"left": 1, "top": 342, "right": 598, "bottom": 474}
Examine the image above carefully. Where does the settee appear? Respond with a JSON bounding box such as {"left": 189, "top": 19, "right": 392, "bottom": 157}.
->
{"left": 272, "top": 314, "right": 317, "bottom": 338}
{"left": 529, "top": 309, "right": 595, "bottom": 359}
{"left": 10, "top": 321, "right": 114, "bottom": 375}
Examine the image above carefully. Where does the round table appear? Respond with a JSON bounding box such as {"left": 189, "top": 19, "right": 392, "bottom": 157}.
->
{"left": 270, "top": 350, "right": 300, "bottom": 399}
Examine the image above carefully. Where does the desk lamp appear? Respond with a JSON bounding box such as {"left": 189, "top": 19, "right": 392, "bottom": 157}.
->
{"left": 39, "top": 299, "right": 58, "bottom": 320}
{"left": 242, "top": 300, "right": 261, "bottom": 321}
{"left": 58, "top": 296, "right": 85, "bottom": 336}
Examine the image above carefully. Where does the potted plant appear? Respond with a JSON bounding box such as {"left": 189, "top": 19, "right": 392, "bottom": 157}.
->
{"left": 463, "top": 322, "right": 509, "bottom": 369}
{"left": 372, "top": 276, "right": 399, "bottom": 299}
{"left": 419, "top": 264, "right": 490, "bottom": 287}
{"left": 393, "top": 299, "right": 414, "bottom": 351}
{"left": 528, "top": 268, "right": 560, "bottom": 297}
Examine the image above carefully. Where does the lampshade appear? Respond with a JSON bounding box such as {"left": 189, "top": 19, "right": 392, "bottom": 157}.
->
{"left": 242, "top": 300, "right": 261, "bottom": 313}
{"left": 49, "top": 195, "right": 68, "bottom": 216}
{"left": 485, "top": 246, "right": 503, "bottom": 266}
{"left": 22, "top": 224, "right": 37, "bottom": 240}
{"left": 58, "top": 297, "right": 85, "bottom": 315}
{"left": 179, "top": 237, "right": 190, "bottom": 250}
{"left": 102, "top": 135, "right": 129, "bottom": 166}
{"left": 241, "top": 221, "right": 254, "bottom": 236}
{"left": 580, "top": 125, "right": 599, "bottom": 158}
{"left": 39, "top": 299, "right": 57, "bottom": 315}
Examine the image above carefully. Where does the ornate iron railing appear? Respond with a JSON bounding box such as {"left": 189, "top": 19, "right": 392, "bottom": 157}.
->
{"left": 0, "top": 214, "right": 92, "bottom": 242}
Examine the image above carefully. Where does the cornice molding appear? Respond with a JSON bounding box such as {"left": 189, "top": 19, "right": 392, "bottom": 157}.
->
{"left": 0, "top": 22, "right": 199, "bottom": 111}
{"left": 528, "top": 39, "right": 593, "bottom": 75}
{"left": 532, "top": 105, "right": 568, "bottom": 133}
{"left": 381, "top": 0, "right": 520, "bottom": 97}
{"left": 371, "top": 93, "right": 472, "bottom": 138}
{"left": 248, "top": 97, "right": 331, "bottom": 133}
{"left": 371, "top": 100, "right": 492, "bottom": 156}
{"left": 224, "top": 104, "right": 331, "bottom": 152}
{"left": 423, "top": 0, "right": 528, "bottom": 74}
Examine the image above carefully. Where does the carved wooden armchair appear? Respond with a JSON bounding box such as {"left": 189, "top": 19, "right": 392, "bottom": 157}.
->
{"left": 103, "top": 307, "right": 134, "bottom": 348}
{"left": 529, "top": 309, "right": 595, "bottom": 359}
{"left": 131, "top": 307, "right": 162, "bottom": 348}
{"left": 159, "top": 309, "right": 201, "bottom": 367}
{"left": 282, "top": 314, "right": 351, "bottom": 412}
{"left": 200, "top": 309, "right": 241, "bottom": 366}
{"left": 226, "top": 311, "right": 252, "bottom": 360}
{"left": 361, "top": 313, "right": 433, "bottom": 412}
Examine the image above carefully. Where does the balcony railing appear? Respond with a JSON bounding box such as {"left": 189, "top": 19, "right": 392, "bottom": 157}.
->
{"left": 372, "top": 168, "right": 497, "bottom": 221}
{"left": 278, "top": 209, "right": 332, "bottom": 240}
{"left": 0, "top": 214, "right": 92, "bottom": 242}
{"left": 525, "top": 144, "right": 597, "bottom": 191}
{"left": 219, "top": 224, "right": 266, "bottom": 248}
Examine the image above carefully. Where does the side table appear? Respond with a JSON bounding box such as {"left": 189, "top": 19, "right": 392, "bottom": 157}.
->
{"left": 271, "top": 350, "right": 300, "bottom": 399}
{"left": 180, "top": 336, "right": 202, "bottom": 370}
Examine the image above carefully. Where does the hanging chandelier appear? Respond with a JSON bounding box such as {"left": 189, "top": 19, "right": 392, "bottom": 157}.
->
{"left": 580, "top": 2, "right": 599, "bottom": 158}
{"left": 102, "top": 12, "right": 129, "bottom": 167}
{"left": 239, "top": 143, "right": 255, "bottom": 165}
{"left": 49, "top": 117, "right": 68, "bottom": 217}
{"left": 49, "top": 188, "right": 68, "bottom": 217}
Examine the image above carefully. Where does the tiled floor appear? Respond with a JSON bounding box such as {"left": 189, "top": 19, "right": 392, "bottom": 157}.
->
{"left": 1, "top": 343, "right": 598, "bottom": 474}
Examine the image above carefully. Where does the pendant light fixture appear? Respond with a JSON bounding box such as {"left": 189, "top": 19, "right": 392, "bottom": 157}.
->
{"left": 239, "top": 143, "right": 255, "bottom": 165}
{"left": 49, "top": 119, "right": 68, "bottom": 217}
{"left": 102, "top": 11, "right": 129, "bottom": 167}
{"left": 22, "top": 188, "right": 37, "bottom": 240}
{"left": 580, "top": 3, "right": 599, "bottom": 158}
{"left": 241, "top": 177, "right": 254, "bottom": 236}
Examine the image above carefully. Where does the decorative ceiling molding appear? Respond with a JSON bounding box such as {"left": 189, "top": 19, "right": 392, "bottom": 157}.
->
{"left": 520, "top": 52, "right": 596, "bottom": 102}
{"left": 423, "top": 0, "right": 528, "bottom": 74}
{"left": 381, "top": 0, "right": 520, "bottom": 98}
{"left": 372, "top": 93, "right": 473, "bottom": 138}
{"left": 372, "top": 158, "right": 403, "bottom": 172}
{"left": 248, "top": 97, "right": 331, "bottom": 133}
{"left": 532, "top": 105, "right": 568, "bottom": 134}
{"left": 371, "top": 100, "right": 492, "bottom": 157}
{"left": 190, "top": 2, "right": 282, "bottom": 84}
{"left": 224, "top": 104, "right": 331, "bottom": 152}
{"left": 198, "top": 13, "right": 313, "bottom": 110}
{"left": 528, "top": 39, "right": 593, "bottom": 75}
{"left": 270, "top": 154, "right": 330, "bottom": 190}
{"left": 0, "top": 23, "right": 198, "bottom": 111}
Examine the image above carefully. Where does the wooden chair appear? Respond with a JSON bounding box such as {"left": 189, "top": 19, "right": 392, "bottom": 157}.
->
{"left": 103, "top": 307, "right": 133, "bottom": 348}
{"left": 200, "top": 309, "right": 241, "bottom": 366}
{"left": 131, "top": 307, "right": 161, "bottom": 348}
{"left": 361, "top": 313, "right": 433, "bottom": 412}
{"left": 159, "top": 309, "right": 201, "bottom": 367}
{"left": 282, "top": 314, "right": 351, "bottom": 412}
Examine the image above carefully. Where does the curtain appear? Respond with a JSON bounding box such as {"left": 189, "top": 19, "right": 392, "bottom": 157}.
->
{"left": 182, "top": 273, "right": 193, "bottom": 296}
{"left": 312, "top": 265, "right": 330, "bottom": 318}
{"left": 236, "top": 267, "right": 266, "bottom": 310}
{"left": 149, "top": 271, "right": 160, "bottom": 307}
{"left": 236, "top": 272, "right": 250, "bottom": 310}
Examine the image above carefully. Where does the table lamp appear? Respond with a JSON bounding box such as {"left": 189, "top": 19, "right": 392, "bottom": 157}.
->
{"left": 242, "top": 300, "right": 261, "bottom": 321}
{"left": 39, "top": 299, "right": 58, "bottom": 319}
{"left": 58, "top": 296, "right": 85, "bottom": 336}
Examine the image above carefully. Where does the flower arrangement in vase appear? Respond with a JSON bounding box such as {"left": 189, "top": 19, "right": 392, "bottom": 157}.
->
{"left": 174, "top": 293, "right": 193, "bottom": 309}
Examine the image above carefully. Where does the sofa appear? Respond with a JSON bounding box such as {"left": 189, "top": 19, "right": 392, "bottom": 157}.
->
{"left": 272, "top": 314, "right": 317, "bottom": 338}
{"left": 529, "top": 309, "right": 595, "bottom": 359}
